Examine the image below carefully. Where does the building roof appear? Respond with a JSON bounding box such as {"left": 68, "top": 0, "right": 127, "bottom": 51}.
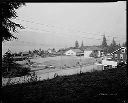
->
{"left": 70, "top": 49, "right": 83, "bottom": 53}
{"left": 22, "top": 51, "right": 29, "bottom": 54}
{"left": 111, "top": 47, "right": 126, "bottom": 55}
{"left": 84, "top": 46, "right": 103, "bottom": 51}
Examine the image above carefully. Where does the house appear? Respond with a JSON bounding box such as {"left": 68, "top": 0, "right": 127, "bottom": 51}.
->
{"left": 84, "top": 46, "right": 103, "bottom": 58}
{"left": 47, "top": 48, "right": 56, "bottom": 54}
{"left": 47, "top": 49, "right": 53, "bottom": 54}
{"left": 64, "top": 49, "right": 83, "bottom": 56}
{"left": 56, "top": 49, "right": 67, "bottom": 56}
{"left": 110, "top": 47, "right": 127, "bottom": 63}
{"left": 21, "top": 51, "right": 30, "bottom": 57}
{"left": 13, "top": 51, "right": 30, "bottom": 61}
{"left": 32, "top": 53, "right": 40, "bottom": 58}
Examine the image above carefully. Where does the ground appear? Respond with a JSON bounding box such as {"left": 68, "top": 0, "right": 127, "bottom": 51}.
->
{"left": 2, "top": 56, "right": 103, "bottom": 86}
{"left": 16, "top": 56, "right": 102, "bottom": 70}
{"left": 2, "top": 65, "right": 128, "bottom": 103}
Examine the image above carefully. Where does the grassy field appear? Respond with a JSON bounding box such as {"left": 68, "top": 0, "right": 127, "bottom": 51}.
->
{"left": 17, "top": 56, "right": 101, "bottom": 70}
{"left": 30, "top": 56, "right": 98, "bottom": 68}
{"left": 2, "top": 65, "right": 128, "bottom": 103}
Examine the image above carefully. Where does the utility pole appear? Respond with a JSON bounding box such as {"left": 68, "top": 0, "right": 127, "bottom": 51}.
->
{"left": 61, "top": 51, "right": 62, "bottom": 69}
{"left": 80, "top": 54, "right": 82, "bottom": 74}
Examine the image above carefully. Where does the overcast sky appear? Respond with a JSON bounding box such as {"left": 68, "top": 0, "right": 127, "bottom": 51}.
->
{"left": 2, "top": 1, "right": 126, "bottom": 54}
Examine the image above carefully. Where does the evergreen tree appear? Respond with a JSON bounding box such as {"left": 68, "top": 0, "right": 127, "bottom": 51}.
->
{"left": 118, "top": 43, "right": 121, "bottom": 47}
{"left": 80, "top": 41, "right": 84, "bottom": 51}
{"left": 81, "top": 41, "right": 84, "bottom": 47}
{"left": 53, "top": 48, "right": 55, "bottom": 52}
{"left": 122, "top": 42, "right": 126, "bottom": 47}
{"left": 101, "top": 35, "right": 107, "bottom": 48}
{"left": 108, "top": 38, "right": 119, "bottom": 53}
{"left": 75, "top": 40, "right": 79, "bottom": 48}
{"left": 101, "top": 35, "right": 108, "bottom": 54}
{"left": 112, "top": 37, "right": 116, "bottom": 47}
{"left": 2, "top": 50, "right": 14, "bottom": 72}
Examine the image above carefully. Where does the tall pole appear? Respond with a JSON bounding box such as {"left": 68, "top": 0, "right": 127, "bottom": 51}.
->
{"left": 61, "top": 51, "right": 62, "bottom": 69}
{"left": 80, "top": 54, "right": 82, "bottom": 73}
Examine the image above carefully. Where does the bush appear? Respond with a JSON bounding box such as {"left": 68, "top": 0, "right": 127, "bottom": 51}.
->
{"left": 2, "top": 50, "right": 31, "bottom": 78}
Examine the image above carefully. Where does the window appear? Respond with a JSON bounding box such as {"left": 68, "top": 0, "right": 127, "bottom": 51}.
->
{"left": 121, "top": 49, "right": 125, "bottom": 53}
{"left": 120, "top": 54, "right": 123, "bottom": 59}
{"left": 115, "top": 54, "right": 117, "bottom": 59}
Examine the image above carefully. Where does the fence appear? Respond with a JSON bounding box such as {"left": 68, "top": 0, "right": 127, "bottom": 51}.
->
{"left": 2, "top": 64, "right": 103, "bottom": 86}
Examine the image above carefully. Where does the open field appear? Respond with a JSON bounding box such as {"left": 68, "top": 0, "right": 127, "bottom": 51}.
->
{"left": 17, "top": 56, "right": 102, "bottom": 70}
{"left": 30, "top": 56, "right": 97, "bottom": 68}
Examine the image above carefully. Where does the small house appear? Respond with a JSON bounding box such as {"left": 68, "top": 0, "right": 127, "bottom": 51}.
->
{"left": 13, "top": 51, "right": 30, "bottom": 61}
{"left": 64, "top": 49, "right": 83, "bottom": 56}
{"left": 47, "top": 48, "right": 56, "bottom": 54}
{"left": 84, "top": 46, "right": 103, "bottom": 58}
{"left": 21, "top": 51, "right": 30, "bottom": 57}
{"left": 47, "top": 49, "right": 53, "bottom": 54}
{"left": 110, "top": 47, "right": 127, "bottom": 63}
{"left": 32, "top": 53, "right": 40, "bottom": 58}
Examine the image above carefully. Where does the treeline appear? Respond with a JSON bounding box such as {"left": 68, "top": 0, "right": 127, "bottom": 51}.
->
{"left": 101, "top": 35, "right": 126, "bottom": 54}
{"left": 74, "top": 35, "right": 126, "bottom": 54}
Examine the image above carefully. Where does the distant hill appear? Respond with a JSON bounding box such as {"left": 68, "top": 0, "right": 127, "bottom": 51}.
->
{"left": 2, "top": 30, "right": 63, "bottom": 54}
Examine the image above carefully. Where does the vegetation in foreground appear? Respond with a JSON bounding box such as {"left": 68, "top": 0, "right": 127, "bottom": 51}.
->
{"left": 2, "top": 65, "right": 128, "bottom": 103}
{"left": 2, "top": 50, "right": 31, "bottom": 78}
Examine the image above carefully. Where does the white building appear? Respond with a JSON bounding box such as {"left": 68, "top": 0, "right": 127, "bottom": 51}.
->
{"left": 84, "top": 46, "right": 103, "bottom": 58}
{"left": 47, "top": 49, "right": 52, "bottom": 54}
{"left": 65, "top": 49, "right": 83, "bottom": 56}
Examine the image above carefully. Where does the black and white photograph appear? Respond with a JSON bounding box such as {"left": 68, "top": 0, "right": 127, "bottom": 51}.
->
{"left": 2, "top": 1, "right": 127, "bottom": 103}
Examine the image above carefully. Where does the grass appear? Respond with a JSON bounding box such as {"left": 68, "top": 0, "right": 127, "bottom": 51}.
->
{"left": 23, "top": 56, "right": 99, "bottom": 69}
{"left": 2, "top": 65, "right": 128, "bottom": 103}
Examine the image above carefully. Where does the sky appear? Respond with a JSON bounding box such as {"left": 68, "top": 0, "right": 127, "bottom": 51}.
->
{"left": 2, "top": 1, "right": 126, "bottom": 54}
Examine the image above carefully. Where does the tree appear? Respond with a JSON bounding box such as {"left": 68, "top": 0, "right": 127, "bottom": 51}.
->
{"left": 122, "top": 41, "right": 126, "bottom": 47}
{"left": 108, "top": 38, "right": 120, "bottom": 53}
{"left": 118, "top": 43, "right": 121, "bottom": 48}
{"left": 112, "top": 37, "right": 116, "bottom": 47}
{"left": 2, "top": 50, "right": 14, "bottom": 72}
{"left": 81, "top": 41, "right": 84, "bottom": 48}
{"left": 101, "top": 35, "right": 107, "bottom": 48}
{"left": 80, "top": 41, "right": 84, "bottom": 51}
{"left": 52, "top": 48, "right": 56, "bottom": 52}
{"left": 75, "top": 40, "right": 79, "bottom": 48}
{"left": 101, "top": 35, "right": 108, "bottom": 54}
{"left": 2, "top": 50, "right": 31, "bottom": 77}
{"left": 1, "top": 2, "right": 25, "bottom": 41}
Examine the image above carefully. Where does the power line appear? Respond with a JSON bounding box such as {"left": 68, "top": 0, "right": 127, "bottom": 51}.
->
{"left": 16, "top": 18, "right": 105, "bottom": 37}
{"left": 16, "top": 18, "right": 126, "bottom": 43}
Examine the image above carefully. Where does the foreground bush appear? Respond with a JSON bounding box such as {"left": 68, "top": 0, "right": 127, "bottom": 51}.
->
{"left": 2, "top": 66, "right": 128, "bottom": 103}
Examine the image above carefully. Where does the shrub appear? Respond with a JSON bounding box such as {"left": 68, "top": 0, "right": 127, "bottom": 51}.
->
{"left": 2, "top": 50, "right": 31, "bottom": 78}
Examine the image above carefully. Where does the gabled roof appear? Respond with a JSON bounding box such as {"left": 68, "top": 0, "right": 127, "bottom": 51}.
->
{"left": 70, "top": 49, "right": 83, "bottom": 53}
{"left": 47, "top": 48, "right": 52, "bottom": 51}
{"left": 111, "top": 47, "right": 126, "bottom": 55}
{"left": 84, "top": 46, "right": 103, "bottom": 51}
